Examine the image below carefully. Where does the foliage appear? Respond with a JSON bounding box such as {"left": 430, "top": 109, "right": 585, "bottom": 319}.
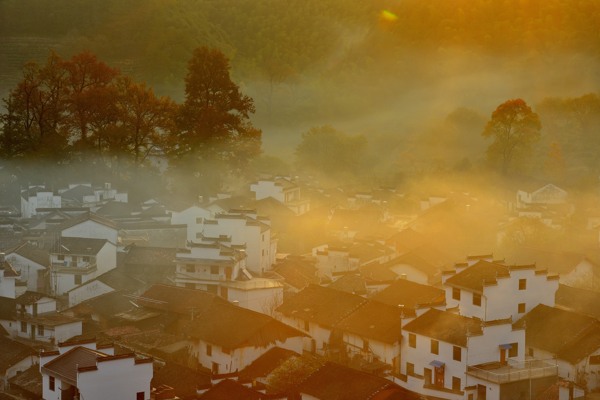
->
{"left": 482, "top": 99, "right": 541, "bottom": 175}
{"left": 295, "top": 125, "right": 368, "bottom": 180}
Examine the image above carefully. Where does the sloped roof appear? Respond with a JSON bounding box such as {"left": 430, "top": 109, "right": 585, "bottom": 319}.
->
{"left": 93, "top": 269, "right": 143, "bottom": 292}
{"left": 0, "top": 259, "right": 19, "bottom": 277}
{"left": 16, "top": 291, "right": 52, "bottom": 305}
{"left": 57, "top": 211, "right": 117, "bottom": 231}
{"left": 514, "top": 304, "right": 600, "bottom": 364}
{"left": 555, "top": 284, "right": 600, "bottom": 320}
{"left": 95, "top": 201, "right": 138, "bottom": 218}
{"left": 403, "top": 308, "right": 482, "bottom": 346}
{"left": 371, "top": 279, "right": 445, "bottom": 310}
{"left": 51, "top": 236, "right": 109, "bottom": 255}
{"left": 5, "top": 242, "right": 50, "bottom": 267}
{"left": 66, "top": 291, "right": 135, "bottom": 320}
{"left": 276, "top": 284, "right": 367, "bottom": 328}
{"left": 0, "top": 336, "right": 36, "bottom": 373}
{"left": 504, "top": 247, "right": 591, "bottom": 275}
{"left": 298, "top": 362, "right": 400, "bottom": 400}
{"left": 135, "top": 284, "right": 228, "bottom": 315}
{"left": 42, "top": 346, "right": 108, "bottom": 384}
{"left": 152, "top": 362, "right": 210, "bottom": 399}
{"left": 336, "top": 300, "right": 403, "bottom": 344}
{"left": 328, "top": 273, "right": 368, "bottom": 295}
{"left": 60, "top": 184, "right": 94, "bottom": 202}
{"left": 198, "top": 379, "right": 262, "bottom": 400}
{"left": 185, "top": 301, "right": 306, "bottom": 349}
{"left": 273, "top": 257, "right": 319, "bottom": 291}
{"left": 239, "top": 346, "right": 299, "bottom": 381}
{"left": 444, "top": 260, "right": 510, "bottom": 292}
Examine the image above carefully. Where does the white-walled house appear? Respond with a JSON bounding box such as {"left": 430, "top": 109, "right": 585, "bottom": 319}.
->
{"left": 170, "top": 204, "right": 212, "bottom": 243}
{"left": 11, "top": 291, "right": 82, "bottom": 344}
{"left": 514, "top": 304, "right": 600, "bottom": 392}
{"left": 59, "top": 182, "right": 128, "bottom": 208}
{"left": 0, "top": 257, "right": 20, "bottom": 299}
{"left": 442, "top": 260, "right": 559, "bottom": 322}
{"left": 21, "top": 186, "right": 61, "bottom": 219}
{"left": 516, "top": 183, "right": 568, "bottom": 209}
{"left": 250, "top": 178, "right": 310, "bottom": 216}
{"left": 58, "top": 212, "right": 118, "bottom": 244}
{"left": 399, "top": 308, "right": 556, "bottom": 400}
{"left": 49, "top": 237, "right": 117, "bottom": 296}
{"left": 201, "top": 210, "right": 276, "bottom": 274}
{"left": 40, "top": 339, "right": 152, "bottom": 400}
{"left": 4, "top": 243, "right": 49, "bottom": 292}
{"left": 0, "top": 336, "right": 37, "bottom": 392}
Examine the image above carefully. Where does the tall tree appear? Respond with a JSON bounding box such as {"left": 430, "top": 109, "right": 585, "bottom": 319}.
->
{"left": 482, "top": 98, "right": 541, "bottom": 174}
{"left": 173, "top": 46, "right": 260, "bottom": 163}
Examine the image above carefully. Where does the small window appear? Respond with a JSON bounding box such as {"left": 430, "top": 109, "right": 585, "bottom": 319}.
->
{"left": 206, "top": 344, "right": 212, "bottom": 356}
{"left": 49, "top": 376, "right": 55, "bottom": 391}
{"left": 508, "top": 342, "right": 518, "bottom": 358}
{"left": 186, "top": 264, "right": 195, "bottom": 273}
{"left": 137, "top": 391, "right": 144, "bottom": 400}
{"left": 57, "top": 255, "right": 64, "bottom": 261}
{"left": 408, "top": 333, "right": 416, "bottom": 348}
{"left": 519, "top": 279, "right": 527, "bottom": 290}
{"left": 406, "top": 362, "right": 415, "bottom": 375}
{"left": 452, "top": 287, "right": 460, "bottom": 301}
{"left": 518, "top": 303, "right": 526, "bottom": 314}
{"left": 38, "top": 325, "right": 44, "bottom": 336}
{"left": 473, "top": 293, "right": 481, "bottom": 306}
{"left": 82, "top": 256, "right": 89, "bottom": 262}
{"left": 431, "top": 339, "right": 439, "bottom": 355}
{"left": 20, "top": 321, "right": 27, "bottom": 333}
{"left": 452, "top": 376, "right": 461, "bottom": 391}
{"left": 453, "top": 346, "right": 462, "bottom": 361}
{"left": 74, "top": 275, "right": 82, "bottom": 285}
{"left": 210, "top": 265, "right": 219, "bottom": 275}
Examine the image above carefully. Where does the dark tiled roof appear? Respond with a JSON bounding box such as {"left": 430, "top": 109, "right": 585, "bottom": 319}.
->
{"left": 60, "top": 185, "right": 94, "bottom": 202}
{"left": 336, "top": 300, "right": 403, "bottom": 344}
{"left": 6, "top": 242, "right": 50, "bottom": 267}
{"left": 328, "top": 273, "right": 367, "bottom": 295}
{"left": 298, "top": 362, "right": 400, "bottom": 400}
{"left": 95, "top": 201, "right": 138, "bottom": 218}
{"left": 95, "top": 269, "right": 143, "bottom": 292}
{"left": 371, "top": 279, "right": 445, "bottom": 310}
{"left": 514, "top": 304, "right": 600, "bottom": 363}
{"left": 16, "top": 291, "right": 51, "bottom": 305}
{"left": 555, "top": 284, "right": 600, "bottom": 320}
{"left": 8, "top": 364, "right": 42, "bottom": 398}
{"left": 186, "top": 301, "right": 306, "bottom": 349}
{"left": 42, "top": 346, "right": 108, "bottom": 384}
{"left": 504, "top": 247, "right": 589, "bottom": 275}
{"left": 378, "top": 250, "right": 441, "bottom": 276}
{"left": 0, "top": 260, "right": 19, "bottom": 277}
{"left": 239, "top": 346, "right": 299, "bottom": 381}
{"left": 153, "top": 362, "right": 210, "bottom": 399}
{"left": 198, "top": 379, "right": 262, "bottom": 400}
{"left": 276, "top": 284, "right": 367, "bottom": 328}
{"left": 403, "top": 309, "right": 482, "bottom": 346}
{"left": 67, "top": 291, "right": 135, "bottom": 319}
{"left": 51, "top": 236, "right": 108, "bottom": 255}
{"left": 273, "top": 258, "right": 319, "bottom": 291}
{"left": 444, "top": 260, "right": 509, "bottom": 292}
{"left": 0, "top": 336, "right": 36, "bottom": 373}
{"left": 136, "top": 284, "right": 228, "bottom": 315}
{"left": 57, "top": 211, "right": 117, "bottom": 231}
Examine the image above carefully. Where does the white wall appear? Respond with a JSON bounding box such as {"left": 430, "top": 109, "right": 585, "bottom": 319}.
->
{"left": 0, "top": 269, "right": 17, "bottom": 298}
{"left": 68, "top": 280, "right": 114, "bottom": 307}
{"left": 6, "top": 254, "right": 46, "bottom": 292}
{"left": 171, "top": 206, "right": 212, "bottom": 242}
{"left": 77, "top": 357, "right": 152, "bottom": 400}
{"left": 61, "top": 221, "right": 118, "bottom": 244}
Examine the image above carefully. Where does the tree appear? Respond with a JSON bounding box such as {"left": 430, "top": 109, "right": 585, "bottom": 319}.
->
{"left": 172, "top": 46, "right": 260, "bottom": 162}
{"left": 482, "top": 98, "right": 541, "bottom": 174}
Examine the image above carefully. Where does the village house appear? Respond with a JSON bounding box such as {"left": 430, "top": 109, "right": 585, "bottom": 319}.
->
{"left": 4, "top": 242, "right": 49, "bottom": 293}
{"left": 0, "top": 254, "right": 20, "bottom": 299}
{"left": 442, "top": 258, "right": 559, "bottom": 322}
{"left": 58, "top": 182, "right": 128, "bottom": 208}
{"left": 311, "top": 240, "right": 396, "bottom": 279}
{"left": 58, "top": 212, "right": 118, "bottom": 244}
{"left": 169, "top": 203, "right": 212, "bottom": 242}
{"left": 250, "top": 177, "right": 310, "bottom": 216}
{"left": 49, "top": 237, "right": 117, "bottom": 297}
{"left": 39, "top": 339, "right": 152, "bottom": 400}
{"left": 11, "top": 291, "right": 81, "bottom": 344}
{"left": 66, "top": 268, "right": 143, "bottom": 307}
{"left": 0, "top": 335, "right": 37, "bottom": 392}
{"left": 514, "top": 304, "right": 600, "bottom": 393}
{"left": 370, "top": 278, "right": 446, "bottom": 315}
{"left": 20, "top": 186, "right": 61, "bottom": 219}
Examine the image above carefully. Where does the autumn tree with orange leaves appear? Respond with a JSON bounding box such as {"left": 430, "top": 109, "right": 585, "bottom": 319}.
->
{"left": 482, "top": 98, "right": 541, "bottom": 175}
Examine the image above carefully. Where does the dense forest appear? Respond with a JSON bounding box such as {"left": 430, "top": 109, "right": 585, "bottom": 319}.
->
{"left": 1, "top": 0, "right": 600, "bottom": 194}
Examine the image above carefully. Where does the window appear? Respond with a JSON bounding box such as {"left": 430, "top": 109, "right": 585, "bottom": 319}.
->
{"left": 58, "top": 255, "right": 64, "bottom": 261}
{"left": 518, "top": 303, "right": 526, "bottom": 314}
{"left": 452, "top": 376, "right": 461, "bottom": 391}
{"left": 136, "top": 392, "right": 144, "bottom": 400}
{"left": 408, "top": 333, "right": 416, "bottom": 348}
{"left": 82, "top": 256, "right": 89, "bottom": 262}
{"left": 186, "top": 264, "right": 195, "bottom": 273}
{"left": 519, "top": 279, "right": 527, "bottom": 290}
{"left": 74, "top": 275, "right": 82, "bottom": 285}
{"left": 508, "top": 343, "right": 518, "bottom": 358}
{"left": 452, "top": 287, "right": 460, "bottom": 300}
{"left": 472, "top": 293, "right": 481, "bottom": 306}
{"left": 206, "top": 344, "right": 212, "bottom": 356}
{"left": 431, "top": 339, "right": 439, "bottom": 355}
{"left": 406, "top": 362, "right": 415, "bottom": 375}
{"left": 49, "top": 376, "right": 55, "bottom": 391}
{"left": 453, "top": 346, "right": 462, "bottom": 361}
{"left": 38, "top": 325, "right": 44, "bottom": 336}
{"left": 304, "top": 320, "right": 309, "bottom": 331}
{"left": 363, "top": 339, "right": 369, "bottom": 352}
{"left": 210, "top": 265, "right": 219, "bottom": 275}
{"left": 20, "top": 321, "right": 27, "bottom": 333}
